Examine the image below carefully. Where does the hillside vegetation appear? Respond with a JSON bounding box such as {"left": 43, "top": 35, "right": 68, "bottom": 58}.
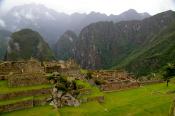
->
{"left": 5, "top": 29, "right": 55, "bottom": 61}
{"left": 55, "top": 10, "right": 175, "bottom": 73}
{"left": 116, "top": 22, "right": 175, "bottom": 76}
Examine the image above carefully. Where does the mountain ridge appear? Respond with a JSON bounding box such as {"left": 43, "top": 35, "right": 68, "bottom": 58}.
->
{"left": 0, "top": 3, "right": 150, "bottom": 45}
{"left": 54, "top": 10, "right": 175, "bottom": 73}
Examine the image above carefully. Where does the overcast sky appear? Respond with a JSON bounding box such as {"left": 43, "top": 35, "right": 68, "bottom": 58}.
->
{"left": 0, "top": 0, "right": 175, "bottom": 15}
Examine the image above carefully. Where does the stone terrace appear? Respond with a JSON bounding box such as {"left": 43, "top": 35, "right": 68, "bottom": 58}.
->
{"left": 0, "top": 59, "right": 52, "bottom": 113}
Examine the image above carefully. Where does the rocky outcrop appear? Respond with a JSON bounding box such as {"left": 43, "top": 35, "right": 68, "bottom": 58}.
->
{"left": 50, "top": 89, "right": 80, "bottom": 108}
{"left": 47, "top": 73, "right": 81, "bottom": 108}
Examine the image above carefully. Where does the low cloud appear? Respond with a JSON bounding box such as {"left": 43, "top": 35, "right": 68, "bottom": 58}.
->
{"left": 0, "top": 19, "right": 6, "bottom": 27}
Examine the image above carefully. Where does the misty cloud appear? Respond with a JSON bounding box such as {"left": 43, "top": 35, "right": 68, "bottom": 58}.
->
{"left": 0, "top": 19, "right": 6, "bottom": 27}
{"left": 0, "top": 0, "right": 174, "bottom": 15}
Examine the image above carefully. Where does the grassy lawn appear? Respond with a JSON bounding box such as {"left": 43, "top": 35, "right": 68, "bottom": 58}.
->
{"left": 2, "top": 83, "right": 175, "bottom": 116}
{"left": 0, "top": 80, "right": 52, "bottom": 94}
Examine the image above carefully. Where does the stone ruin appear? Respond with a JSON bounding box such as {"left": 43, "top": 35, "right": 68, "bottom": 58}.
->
{"left": 91, "top": 70, "right": 140, "bottom": 91}
{"left": 43, "top": 59, "right": 80, "bottom": 73}
{"left": 43, "top": 59, "right": 82, "bottom": 80}
{"left": 0, "top": 59, "right": 52, "bottom": 113}
{"left": 0, "top": 58, "right": 162, "bottom": 113}
{"left": 8, "top": 73, "right": 49, "bottom": 87}
{"left": 0, "top": 58, "right": 47, "bottom": 87}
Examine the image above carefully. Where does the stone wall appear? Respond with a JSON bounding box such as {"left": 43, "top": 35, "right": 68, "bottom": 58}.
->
{"left": 92, "top": 70, "right": 134, "bottom": 81}
{"left": 101, "top": 81, "right": 140, "bottom": 91}
{"left": 0, "top": 99, "right": 33, "bottom": 113}
{"left": 8, "top": 73, "right": 49, "bottom": 87}
{"left": 0, "top": 88, "right": 51, "bottom": 100}
{"left": 0, "top": 97, "right": 49, "bottom": 113}
{"left": 43, "top": 59, "right": 80, "bottom": 73}
{"left": 0, "top": 75, "right": 5, "bottom": 80}
{"left": 0, "top": 62, "right": 22, "bottom": 75}
{"left": 139, "top": 80, "right": 163, "bottom": 85}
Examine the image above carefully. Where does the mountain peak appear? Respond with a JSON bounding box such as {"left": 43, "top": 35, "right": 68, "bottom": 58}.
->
{"left": 127, "top": 9, "right": 138, "bottom": 13}
{"left": 118, "top": 9, "right": 150, "bottom": 20}
{"left": 121, "top": 9, "right": 138, "bottom": 15}
{"left": 6, "top": 29, "right": 55, "bottom": 61}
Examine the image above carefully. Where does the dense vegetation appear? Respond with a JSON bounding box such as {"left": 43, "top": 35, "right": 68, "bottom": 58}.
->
{"left": 117, "top": 22, "right": 175, "bottom": 76}
{"left": 5, "top": 29, "right": 55, "bottom": 61}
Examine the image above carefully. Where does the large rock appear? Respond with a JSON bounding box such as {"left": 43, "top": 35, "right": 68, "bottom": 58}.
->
{"left": 61, "top": 93, "right": 80, "bottom": 107}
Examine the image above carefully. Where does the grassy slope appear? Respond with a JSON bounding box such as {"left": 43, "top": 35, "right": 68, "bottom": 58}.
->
{"left": 115, "top": 22, "right": 175, "bottom": 76}
{"left": 3, "top": 83, "right": 175, "bottom": 116}
{"left": 75, "top": 80, "right": 103, "bottom": 98}
{"left": 0, "top": 96, "right": 33, "bottom": 105}
{"left": 0, "top": 80, "right": 52, "bottom": 94}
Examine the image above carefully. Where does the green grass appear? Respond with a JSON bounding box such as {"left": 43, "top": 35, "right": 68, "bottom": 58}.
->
{"left": 3, "top": 83, "right": 175, "bottom": 116}
{"left": 75, "top": 80, "right": 103, "bottom": 98}
{"left": 0, "top": 80, "right": 52, "bottom": 94}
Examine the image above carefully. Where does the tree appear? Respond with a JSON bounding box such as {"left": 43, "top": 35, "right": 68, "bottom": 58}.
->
{"left": 163, "top": 64, "right": 175, "bottom": 87}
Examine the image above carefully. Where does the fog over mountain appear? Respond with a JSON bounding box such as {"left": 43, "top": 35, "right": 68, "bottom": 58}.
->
{"left": 0, "top": 3, "right": 150, "bottom": 45}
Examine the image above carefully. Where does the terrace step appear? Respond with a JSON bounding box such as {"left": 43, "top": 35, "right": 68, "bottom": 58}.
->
{"left": 0, "top": 95, "right": 50, "bottom": 113}
{"left": 0, "top": 80, "right": 52, "bottom": 100}
{"left": 0, "top": 97, "right": 33, "bottom": 113}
